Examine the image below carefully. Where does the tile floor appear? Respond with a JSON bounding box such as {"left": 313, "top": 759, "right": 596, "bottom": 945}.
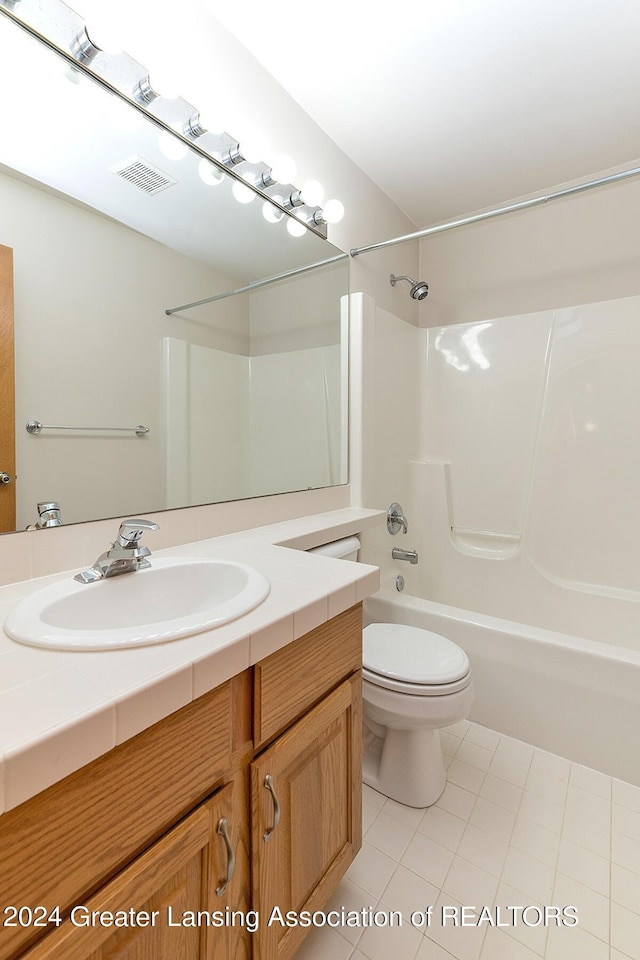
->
{"left": 294, "top": 719, "right": 640, "bottom": 960}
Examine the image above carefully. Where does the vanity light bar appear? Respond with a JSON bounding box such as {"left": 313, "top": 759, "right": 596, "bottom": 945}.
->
{"left": 0, "top": 0, "right": 330, "bottom": 237}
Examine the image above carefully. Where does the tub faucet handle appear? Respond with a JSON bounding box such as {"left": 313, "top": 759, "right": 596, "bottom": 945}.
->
{"left": 387, "top": 502, "right": 408, "bottom": 535}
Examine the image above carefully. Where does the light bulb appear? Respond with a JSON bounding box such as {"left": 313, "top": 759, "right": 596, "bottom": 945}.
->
{"left": 238, "top": 125, "right": 268, "bottom": 164}
{"left": 322, "top": 199, "right": 345, "bottom": 224}
{"left": 158, "top": 130, "right": 188, "bottom": 161}
{"left": 232, "top": 181, "right": 256, "bottom": 204}
{"left": 270, "top": 154, "right": 297, "bottom": 184}
{"left": 263, "top": 199, "right": 284, "bottom": 223}
{"left": 301, "top": 179, "right": 324, "bottom": 207}
{"left": 198, "top": 158, "right": 224, "bottom": 186}
{"left": 286, "top": 217, "right": 307, "bottom": 238}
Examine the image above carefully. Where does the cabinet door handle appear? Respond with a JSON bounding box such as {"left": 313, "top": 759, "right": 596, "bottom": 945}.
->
{"left": 263, "top": 774, "right": 281, "bottom": 842}
{"left": 215, "top": 817, "right": 236, "bottom": 896}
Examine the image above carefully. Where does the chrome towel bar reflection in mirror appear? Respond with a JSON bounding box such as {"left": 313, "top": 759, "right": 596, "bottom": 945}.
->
{"left": 26, "top": 420, "right": 150, "bottom": 438}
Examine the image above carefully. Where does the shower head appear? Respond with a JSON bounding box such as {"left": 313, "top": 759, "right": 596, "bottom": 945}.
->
{"left": 389, "top": 273, "right": 429, "bottom": 301}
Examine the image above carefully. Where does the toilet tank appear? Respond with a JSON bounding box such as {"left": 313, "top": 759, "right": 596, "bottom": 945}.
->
{"left": 306, "top": 536, "right": 360, "bottom": 562}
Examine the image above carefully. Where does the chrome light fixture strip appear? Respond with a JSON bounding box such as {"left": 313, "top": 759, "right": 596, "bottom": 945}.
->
{"left": 0, "top": 0, "right": 328, "bottom": 237}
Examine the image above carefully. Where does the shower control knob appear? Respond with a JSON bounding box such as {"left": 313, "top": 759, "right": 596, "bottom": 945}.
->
{"left": 387, "top": 502, "right": 408, "bottom": 535}
{"left": 0, "top": 472, "right": 12, "bottom": 485}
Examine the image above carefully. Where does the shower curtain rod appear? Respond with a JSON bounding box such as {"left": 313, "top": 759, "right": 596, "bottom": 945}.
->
{"left": 349, "top": 164, "right": 640, "bottom": 257}
{"left": 165, "top": 253, "right": 348, "bottom": 315}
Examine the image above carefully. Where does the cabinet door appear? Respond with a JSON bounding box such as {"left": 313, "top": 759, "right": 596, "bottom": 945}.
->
{"left": 251, "top": 673, "right": 362, "bottom": 960}
{"left": 20, "top": 781, "right": 250, "bottom": 960}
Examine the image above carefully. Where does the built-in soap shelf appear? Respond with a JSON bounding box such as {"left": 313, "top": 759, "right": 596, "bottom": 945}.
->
{"left": 449, "top": 525, "right": 522, "bottom": 558}
{"left": 410, "top": 459, "right": 523, "bottom": 560}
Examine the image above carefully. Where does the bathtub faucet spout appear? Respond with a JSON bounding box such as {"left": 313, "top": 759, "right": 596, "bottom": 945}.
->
{"left": 392, "top": 548, "right": 419, "bottom": 565}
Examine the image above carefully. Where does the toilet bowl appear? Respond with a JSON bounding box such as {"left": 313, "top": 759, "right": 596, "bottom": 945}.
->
{"left": 306, "top": 537, "right": 473, "bottom": 808}
{"left": 362, "top": 622, "right": 473, "bottom": 807}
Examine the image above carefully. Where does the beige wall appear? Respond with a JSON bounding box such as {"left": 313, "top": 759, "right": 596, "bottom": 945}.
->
{"left": 0, "top": 484, "right": 351, "bottom": 586}
{"left": 418, "top": 166, "right": 640, "bottom": 327}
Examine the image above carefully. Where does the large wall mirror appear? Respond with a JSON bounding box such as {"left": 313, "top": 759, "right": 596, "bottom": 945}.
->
{"left": 0, "top": 5, "right": 349, "bottom": 533}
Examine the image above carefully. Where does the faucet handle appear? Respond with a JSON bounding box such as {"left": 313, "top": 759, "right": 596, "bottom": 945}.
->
{"left": 387, "top": 502, "right": 408, "bottom": 535}
{"left": 117, "top": 518, "right": 160, "bottom": 547}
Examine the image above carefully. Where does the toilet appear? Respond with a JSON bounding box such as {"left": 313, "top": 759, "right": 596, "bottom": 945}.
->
{"left": 308, "top": 536, "right": 474, "bottom": 808}
{"left": 362, "top": 622, "right": 473, "bottom": 807}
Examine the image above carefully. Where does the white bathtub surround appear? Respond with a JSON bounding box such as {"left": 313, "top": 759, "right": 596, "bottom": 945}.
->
{"left": 0, "top": 508, "right": 383, "bottom": 813}
{"left": 294, "top": 719, "right": 640, "bottom": 960}
{"left": 354, "top": 291, "right": 640, "bottom": 637}
{"left": 416, "top": 295, "right": 640, "bottom": 647}
{"left": 366, "top": 590, "right": 640, "bottom": 789}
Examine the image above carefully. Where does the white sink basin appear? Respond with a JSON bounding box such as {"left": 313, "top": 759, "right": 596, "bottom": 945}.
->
{"left": 5, "top": 558, "right": 270, "bottom": 651}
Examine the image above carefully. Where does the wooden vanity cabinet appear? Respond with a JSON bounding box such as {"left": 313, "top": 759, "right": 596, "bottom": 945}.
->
{"left": 0, "top": 604, "right": 362, "bottom": 960}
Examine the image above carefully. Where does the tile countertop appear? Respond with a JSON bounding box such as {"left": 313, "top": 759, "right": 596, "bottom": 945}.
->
{"left": 0, "top": 508, "right": 384, "bottom": 814}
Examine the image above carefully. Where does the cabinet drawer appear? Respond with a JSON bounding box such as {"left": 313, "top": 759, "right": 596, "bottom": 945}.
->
{"left": 0, "top": 681, "right": 235, "bottom": 960}
{"left": 254, "top": 604, "right": 362, "bottom": 747}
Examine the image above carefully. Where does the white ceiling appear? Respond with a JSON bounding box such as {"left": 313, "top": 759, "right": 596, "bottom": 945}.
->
{"left": 203, "top": 0, "right": 640, "bottom": 227}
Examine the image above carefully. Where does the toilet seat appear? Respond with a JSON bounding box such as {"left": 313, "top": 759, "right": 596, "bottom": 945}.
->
{"left": 363, "top": 623, "right": 471, "bottom": 697}
{"left": 363, "top": 666, "right": 471, "bottom": 696}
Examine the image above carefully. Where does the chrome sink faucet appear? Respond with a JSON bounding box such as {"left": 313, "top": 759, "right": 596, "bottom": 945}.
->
{"left": 74, "top": 519, "right": 159, "bottom": 583}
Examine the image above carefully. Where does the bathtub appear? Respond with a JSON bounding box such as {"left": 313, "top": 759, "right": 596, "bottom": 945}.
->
{"left": 364, "top": 590, "right": 640, "bottom": 787}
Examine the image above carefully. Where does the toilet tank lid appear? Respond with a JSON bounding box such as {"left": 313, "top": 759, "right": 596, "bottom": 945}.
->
{"left": 306, "top": 536, "right": 360, "bottom": 559}
{"left": 363, "top": 623, "right": 470, "bottom": 685}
